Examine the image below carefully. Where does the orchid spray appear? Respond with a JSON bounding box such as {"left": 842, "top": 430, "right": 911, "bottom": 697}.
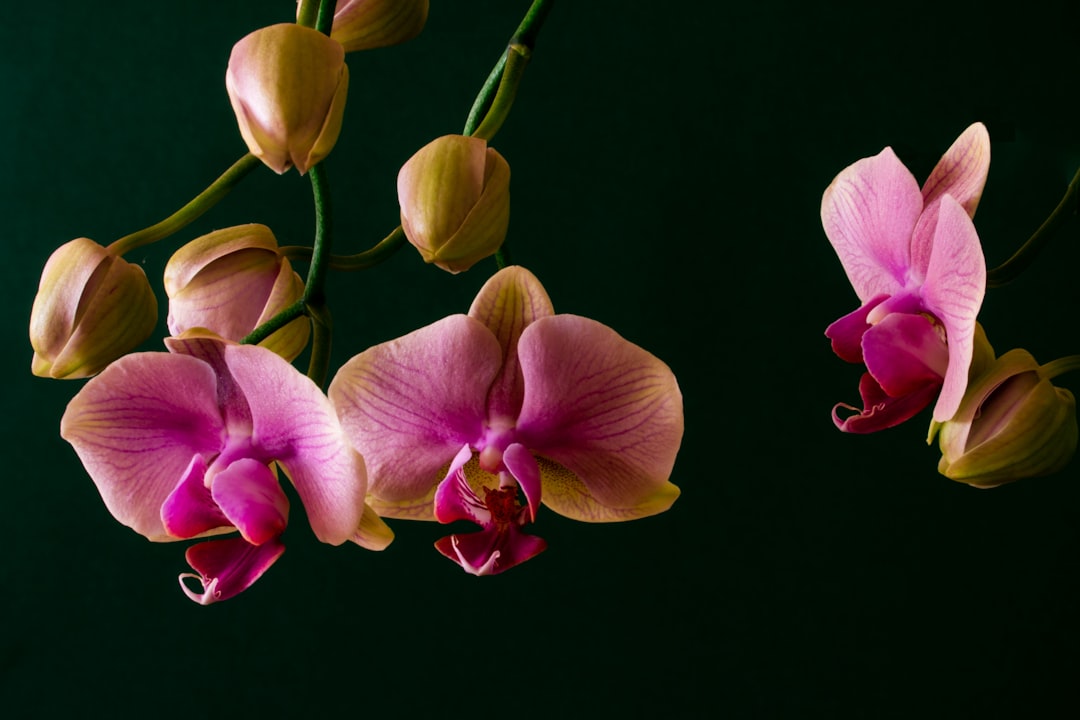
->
{"left": 30, "top": 0, "right": 686, "bottom": 602}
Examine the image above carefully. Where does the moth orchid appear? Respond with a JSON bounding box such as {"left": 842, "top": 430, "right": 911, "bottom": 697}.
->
{"left": 823, "top": 123, "right": 989, "bottom": 432}
{"left": 328, "top": 266, "right": 683, "bottom": 575}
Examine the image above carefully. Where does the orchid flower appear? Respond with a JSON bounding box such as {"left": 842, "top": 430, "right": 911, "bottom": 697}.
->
{"left": 823, "top": 122, "right": 989, "bottom": 432}
{"left": 328, "top": 266, "right": 683, "bottom": 575}
{"left": 61, "top": 333, "right": 391, "bottom": 604}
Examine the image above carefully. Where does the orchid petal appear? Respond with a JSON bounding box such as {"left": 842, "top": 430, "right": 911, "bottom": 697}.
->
{"left": 60, "top": 353, "right": 225, "bottom": 541}
{"left": 833, "top": 371, "right": 940, "bottom": 433}
{"left": 165, "top": 334, "right": 252, "bottom": 434}
{"left": 211, "top": 458, "right": 289, "bottom": 546}
{"left": 918, "top": 195, "right": 986, "bottom": 421}
{"left": 537, "top": 455, "right": 679, "bottom": 522}
{"left": 821, "top": 147, "right": 922, "bottom": 302}
{"left": 167, "top": 248, "right": 280, "bottom": 340}
{"left": 467, "top": 265, "right": 555, "bottom": 418}
{"left": 180, "top": 536, "right": 285, "bottom": 605}
{"left": 862, "top": 312, "right": 948, "bottom": 397}
{"left": 351, "top": 502, "right": 395, "bottom": 551}
{"left": 921, "top": 122, "right": 990, "bottom": 217}
{"left": 434, "top": 527, "right": 547, "bottom": 576}
{"left": 825, "top": 294, "right": 887, "bottom": 363}
{"left": 515, "top": 315, "right": 683, "bottom": 510}
{"left": 224, "top": 344, "right": 365, "bottom": 546}
{"left": 161, "top": 454, "right": 230, "bottom": 539}
{"left": 328, "top": 315, "right": 502, "bottom": 512}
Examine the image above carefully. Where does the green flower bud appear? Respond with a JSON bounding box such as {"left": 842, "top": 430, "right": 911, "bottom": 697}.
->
{"left": 30, "top": 238, "right": 157, "bottom": 379}
{"left": 935, "top": 348, "right": 1077, "bottom": 487}
{"left": 397, "top": 134, "right": 510, "bottom": 274}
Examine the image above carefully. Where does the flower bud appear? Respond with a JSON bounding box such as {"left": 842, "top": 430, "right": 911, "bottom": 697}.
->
{"left": 935, "top": 349, "right": 1077, "bottom": 487}
{"left": 397, "top": 134, "right": 510, "bottom": 274}
{"left": 164, "top": 224, "right": 310, "bottom": 361}
{"left": 226, "top": 23, "right": 349, "bottom": 175}
{"left": 30, "top": 238, "right": 157, "bottom": 379}
{"left": 297, "top": 0, "right": 429, "bottom": 52}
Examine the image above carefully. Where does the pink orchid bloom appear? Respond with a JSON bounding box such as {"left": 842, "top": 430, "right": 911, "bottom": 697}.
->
{"left": 328, "top": 266, "right": 683, "bottom": 575}
{"left": 60, "top": 333, "right": 391, "bottom": 604}
{"left": 822, "top": 123, "right": 989, "bottom": 432}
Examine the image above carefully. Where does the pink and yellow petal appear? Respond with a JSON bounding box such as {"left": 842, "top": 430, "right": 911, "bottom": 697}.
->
{"left": 60, "top": 352, "right": 225, "bottom": 540}
{"left": 537, "top": 455, "right": 679, "bottom": 522}
{"left": 515, "top": 315, "right": 683, "bottom": 509}
{"left": 921, "top": 122, "right": 990, "bottom": 217}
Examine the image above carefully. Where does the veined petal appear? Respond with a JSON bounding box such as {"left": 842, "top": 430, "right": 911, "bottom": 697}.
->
{"left": 161, "top": 454, "right": 230, "bottom": 539}
{"left": 167, "top": 247, "right": 280, "bottom": 340}
{"left": 821, "top": 147, "right": 922, "bottom": 302}
{"left": 862, "top": 312, "right": 948, "bottom": 397}
{"left": 515, "top": 315, "right": 683, "bottom": 510}
{"left": 537, "top": 455, "right": 679, "bottom": 522}
{"left": 60, "top": 353, "right": 225, "bottom": 541}
{"left": 918, "top": 195, "right": 986, "bottom": 421}
{"left": 825, "top": 294, "right": 888, "bottom": 364}
{"left": 211, "top": 458, "right": 289, "bottom": 546}
{"left": 468, "top": 266, "right": 554, "bottom": 418}
{"left": 433, "top": 445, "right": 490, "bottom": 525}
{"left": 224, "top": 344, "right": 365, "bottom": 546}
{"left": 180, "top": 536, "right": 285, "bottom": 605}
{"left": 328, "top": 315, "right": 501, "bottom": 508}
{"left": 921, "top": 123, "right": 990, "bottom": 218}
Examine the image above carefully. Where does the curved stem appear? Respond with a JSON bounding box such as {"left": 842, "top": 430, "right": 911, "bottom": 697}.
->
{"left": 987, "top": 166, "right": 1080, "bottom": 287}
{"left": 471, "top": 44, "right": 531, "bottom": 141}
{"left": 462, "top": 0, "right": 553, "bottom": 138}
{"left": 280, "top": 226, "right": 408, "bottom": 271}
{"left": 306, "top": 302, "right": 333, "bottom": 388}
{"left": 107, "top": 153, "right": 261, "bottom": 256}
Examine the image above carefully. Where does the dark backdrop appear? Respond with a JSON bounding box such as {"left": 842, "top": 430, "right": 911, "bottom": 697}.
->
{"left": 3, "top": 1, "right": 1080, "bottom": 717}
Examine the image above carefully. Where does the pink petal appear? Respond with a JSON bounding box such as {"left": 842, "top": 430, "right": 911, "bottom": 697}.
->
{"left": 161, "top": 454, "right": 230, "bottom": 539}
{"left": 211, "top": 458, "right": 289, "bottom": 546}
{"left": 60, "top": 352, "right": 225, "bottom": 541}
{"left": 921, "top": 123, "right": 990, "bottom": 218}
{"left": 538, "top": 455, "right": 680, "bottom": 522}
{"left": 467, "top": 266, "right": 555, "bottom": 418}
{"left": 503, "top": 442, "right": 541, "bottom": 522}
{"left": 433, "top": 445, "right": 489, "bottom": 525}
{"left": 165, "top": 334, "right": 252, "bottom": 434}
{"left": 833, "top": 371, "right": 941, "bottom": 433}
{"left": 179, "top": 536, "right": 285, "bottom": 605}
{"left": 514, "top": 315, "right": 683, "bottom": 510}
{"left": 434, "top": 526, "right": 547, "bottom": 576}
{"left": 224, "top": 344, "right": 364, "bottom": 546}
{"left": 862, "top": 312, "right": 948, "bottom": 398}
{"left": 328, "top": 315, "right": 502, "bottom": 513}
{"left": 918, "top": 195, "right": 986, "bottom": 421}
{"left": 825, "top": 294, "right": 887, "bottom": 363}
{"left": 821, "top": 147, "right": 923, "bottom": 303}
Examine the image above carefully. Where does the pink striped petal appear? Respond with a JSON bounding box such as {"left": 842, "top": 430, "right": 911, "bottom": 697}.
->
{"left": 433, "top": 445, "right": 490, "bottom": 525}
{"left": 434, "top": 525, "right": 547, "bottom": 576}
{"left": 918, "top": 195, "right": 986, "bottom": 421}
{"left": 921, "top": 123, "right": 990, "bottom": 217}
{"left": 821, "top": 147, "right": 922, "bottom": 303}
{"left": 515, "top": 315, "right": 683, "bottom": 510}
{"left": 211, "top": 458, "right": 289, "bottom": 546}
{"left": 60, "top": 352, "right": 225, "bottom": 541}
{"left": 161, "top": 454, "right": 230, "bottom": 539}
{"left": 180, "top": 536, "right": 285, "bottom": 605}
{"left": 224, "top": 344, "right": 364, "bottom": 546}
{"left": 467, "top": 266, "right": 554, "bottom": 418}
{"left": 328, "top": 315, "right": 502, "bottom": 513}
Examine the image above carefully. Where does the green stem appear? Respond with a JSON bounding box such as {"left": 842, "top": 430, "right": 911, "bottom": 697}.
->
{"left": 287, "top": 225, "right": 409, "bottom": 271}
{"left": 462, "top": 0, "right": 553, "bottom": 137}
{"left": 1041, "top": 354, "right": 1080, "bottom": 380}
{"left": 987, "top": 166, "right": 1080, "bottom": 287}
{"left": 306, "top": 302, "right": 333, "bottom": 388}
{"left": 297, "top": 0, "right": 318, "bottom": 28}
{"left": 315, "top": 0, "right": 336, "bottom": 35}
{"left": 471, "top": 44, "right": 532, "bottom": 141}
{"left": 107, "top": 153, "right": 260, "bottom": 256}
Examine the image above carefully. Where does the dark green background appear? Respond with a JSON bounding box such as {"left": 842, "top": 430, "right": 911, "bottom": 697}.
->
{"left": 4, "top": 1, "right": 1080, "bottom": 716}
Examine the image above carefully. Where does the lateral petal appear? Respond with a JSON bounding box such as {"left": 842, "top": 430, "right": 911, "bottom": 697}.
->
{"left": 161, "top": 454, "right": 230, "bottom": 539}
{"left": 515, "top": 315, "right": 683, "bottom": 510}
{"left": 60, "top": 352, "right": 225, "bottom": 541}
{"left": 862, "top": 312, "right": 948, "bottom": 397}
{"left": 825, "top": 294, "right": 887, "bottom": 363}
{"left": 821, "top": 147, "right": 922, "bottom": 302}
{"left": 224, "top": 344, "right": 365, "bottom": 546}
{"left": 328, "top": 315, "right": 501, "bottom": 508}
{"left": 919, "top": 195, "right": 987, "bottom": 421}
{"left": 211, "top": 458, "right": 289, "bottom": 546}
